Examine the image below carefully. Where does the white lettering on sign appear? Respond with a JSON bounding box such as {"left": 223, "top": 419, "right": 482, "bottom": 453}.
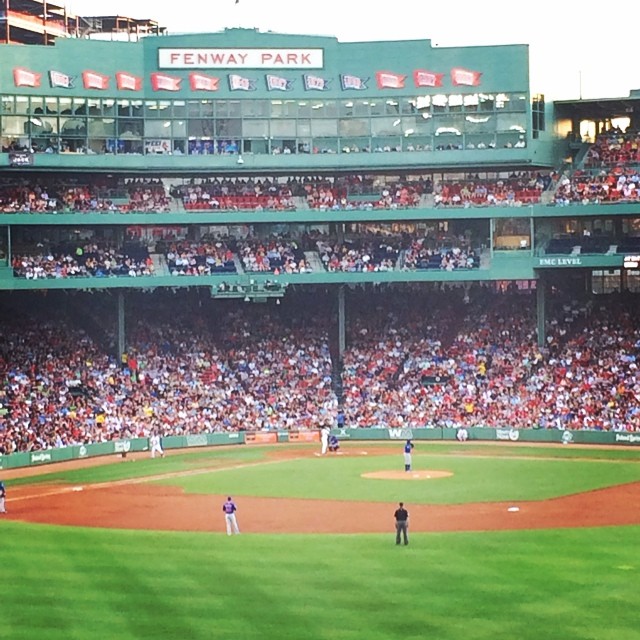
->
{"left": 158, "top": 48, "right": 324, "bottom": 69}
{"left": 538, "top": 257, "right": 583, "bottom": 267}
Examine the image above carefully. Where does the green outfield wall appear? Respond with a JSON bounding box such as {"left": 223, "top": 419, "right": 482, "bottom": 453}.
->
{"left": 0, "top": 431, "right": 244, "bottom": 471}
{"left": 332, "top": 426, "right": 640, "bottom": 446}
{"left": 1, "top": 427, "right": 639, "bottom": 471}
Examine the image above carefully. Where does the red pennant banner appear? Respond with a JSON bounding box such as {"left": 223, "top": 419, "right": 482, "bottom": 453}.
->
{"left": 116, "top": 72, "right": 142, "bottom": 91}
{"left": 451, "top": 67, "right": 482, "bottom": 86}
{"left": 189, "top": 73, "right": 220, "bottom": 91}
{"left": 13, "top": 67, "right": 41, "bottom": 88}
{"left": 375, "top": 71, "right": 406, "bottom": 90}
{"left": 82, "top": 70, "right": 110, "bottom": 90}
{"left": 413, "top": 69, "right": 444, "bottom": 88}
{"left": 150, "top": 72, "right": 181, "bottom": 92}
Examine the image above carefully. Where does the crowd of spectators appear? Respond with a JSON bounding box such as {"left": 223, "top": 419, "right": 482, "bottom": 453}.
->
{"left": 0, "top": 180, "right": 127, "bottom": 214}
{"left": 402, "top": 238, "right": 480, "bottom": 270}
{"left": 0, "top": 292, "right": 336, "bottom": 453}
{"left": 237, "top": 237, "right": 312, "bottom": 274}
{"left": 554, "top": 130, "right": 640, "bottom": 205}
{"left": 317, "top": 238, "right": 400, "bottom": 272}
{"left": 341, "top": 287, "right": 640, "bottom": 431}
{"left": 301, "top": 177, "right": 423, "bottom": 210}
{"left": 1, "top": 287, "right": 640, "bottom": 455}
{"left": 163, "top": 240, "right": 236, "bottom": 276}
{"left": 12, "top": 242, "right": 153, "bottom": 279}
{"left": 433, "top": 172, "right": 550, "bottom": 207}
{"left": 584, "top": 130, "right": 640, "bottom": 168}
{"left": 0, "top": 172, "right": 562, "bottom": 214}
{"left": 173, "top": 177, "right": 296, "bottom": 211}
{"left": 126, "top": 179, "right": 171, "bottom": 213}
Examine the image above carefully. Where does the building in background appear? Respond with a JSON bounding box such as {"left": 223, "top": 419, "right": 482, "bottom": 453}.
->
{"left": 0, "top": 0, "right": 164, "bottom": 45}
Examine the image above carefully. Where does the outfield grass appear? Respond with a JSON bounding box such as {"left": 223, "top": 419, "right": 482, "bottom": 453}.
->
{"left": 1, "top": 521, "right": 637, "bottom": 640}
{"left": 5, "top": 445, "right": 267, "bottom": 487}
{"left": 158, "top": 447, "right": 640, "bottom": 504}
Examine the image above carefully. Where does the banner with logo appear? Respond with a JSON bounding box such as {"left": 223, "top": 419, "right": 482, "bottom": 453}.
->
{"left": 82, "top": 70, "right": 110, "bottom": 90}
{"left": 375, "top": 71, "right": 406, "bottom": 89}
{"left": 451, "top": 67, "right": 482, "bottom": 86}
{"left": 189, "top": 72, "right": 220, "bottom": 91}
{"left": 228, "top": 74, "right": 257, "bottom": 91}
{"left": 13, "top": 67, "right": 41, "bottom": 88}
{"left": 116, "top": 71, "right": 142, "bottom": 91}
{"left": 289, "top": 431, "right": 319, "bottom": 442}
{"left": 150, "top": 72, "right": 181, "bottom": 92}
{"left": 265, "top": 74, "right": 293, "bottom": 91}
{"left": 413, "top": 69, "right": 444, "bottom": 88}
{"left": 340, "top": 74, "right": 368, "bottom": 90}
{"left": 49, "top": 70, "right": 74, "bottom": 89}
{"left": 245, "top": 432, "right": 277, "bottom": 444}
{"left": 302, "top": 74, "right": 330, "bottom": 91}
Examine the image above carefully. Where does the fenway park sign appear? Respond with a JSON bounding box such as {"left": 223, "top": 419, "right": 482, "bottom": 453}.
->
{"left": 158, "top": 48, "right": 324, "bottom": 69}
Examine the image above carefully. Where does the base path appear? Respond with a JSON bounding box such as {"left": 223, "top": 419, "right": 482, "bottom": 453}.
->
{"left": 4, "top": 446, "right": 640, "bottom": 534}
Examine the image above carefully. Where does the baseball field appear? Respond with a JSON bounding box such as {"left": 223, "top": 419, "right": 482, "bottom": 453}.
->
{"left": 1, "top": 441, "right": 639, "bottom": 640}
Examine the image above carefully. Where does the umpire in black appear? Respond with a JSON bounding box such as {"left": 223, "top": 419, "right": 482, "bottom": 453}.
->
{"left": 394, "top": 502, "right": 409, "bottom": 545}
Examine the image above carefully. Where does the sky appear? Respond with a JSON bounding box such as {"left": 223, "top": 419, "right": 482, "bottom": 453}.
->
{"left": 66, "top": 0, "right": 640, "bottom": 101}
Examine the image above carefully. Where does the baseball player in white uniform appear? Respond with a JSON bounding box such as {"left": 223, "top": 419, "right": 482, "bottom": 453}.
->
{"left": 149, "top": 433, "right": 165, "bottom": 458}
{"left": 0, "top": 481, "right": 6, "bottom": 514}
{"left": 320, "top": 425, "right": 330, "bottom": 454}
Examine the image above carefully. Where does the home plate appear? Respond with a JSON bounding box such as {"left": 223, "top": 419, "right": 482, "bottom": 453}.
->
{"left": 507, "top": 506, "right": 520, "bottom": 512}
{"left": 71, "top": 486, "right": 84, "bottom": 492}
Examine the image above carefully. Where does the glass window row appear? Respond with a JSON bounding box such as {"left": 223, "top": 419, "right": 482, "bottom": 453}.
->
{"left": 0, "top": 112, "right": 527, "bottom": 137}
{"left": 0, "top": 93, "right": 529, "bottom": 118}
{"left": 1, "top": 112, "right": 527, "bottom": 154}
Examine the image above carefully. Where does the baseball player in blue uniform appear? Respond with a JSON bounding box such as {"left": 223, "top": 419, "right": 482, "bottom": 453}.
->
{"left": 403, "top": 439, "right": 414, "bottom": 472}
{"left": 222, "top": 496, "right": 240, "bottom": 535}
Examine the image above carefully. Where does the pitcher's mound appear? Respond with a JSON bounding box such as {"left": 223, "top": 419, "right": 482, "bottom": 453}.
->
{"left": 362, "top": 470, "right": 453, "bottom": 480}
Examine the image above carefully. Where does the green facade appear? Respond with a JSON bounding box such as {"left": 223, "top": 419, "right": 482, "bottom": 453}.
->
{"left": 0, "top": 29, "right": 553, "bottom": 166}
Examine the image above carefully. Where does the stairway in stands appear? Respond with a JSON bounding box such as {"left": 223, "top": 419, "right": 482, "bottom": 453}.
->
{"left": 151, "top": 252, "right": 169, "bottom": 276}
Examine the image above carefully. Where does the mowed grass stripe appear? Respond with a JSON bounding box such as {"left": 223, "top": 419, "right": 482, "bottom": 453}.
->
{"left": 159, "top": 453, "right": 640, "bottom": 503}
{"left": 5, "top": 445, "right": 269, "bottom": 487}
{"left": 0, "top": 522, "right": 638, "bottom": 640}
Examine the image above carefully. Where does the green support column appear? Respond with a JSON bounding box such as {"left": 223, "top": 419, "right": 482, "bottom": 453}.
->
{"left": 338, "top": 284, "right": 346, "bottom": 357}
{"left": 117, "top": 291, "right": 126, "bottom": 361}
{"left": 536, "top": 274, "right": 546, "bottom": 349}
{"left": 489, "top": 219, "right": 495, "bottom": 258}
